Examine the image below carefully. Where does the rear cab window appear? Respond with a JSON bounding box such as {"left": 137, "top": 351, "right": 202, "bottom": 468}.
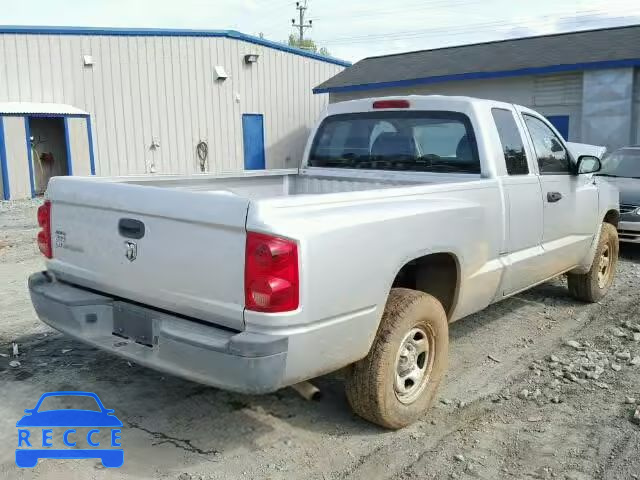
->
{"left": 308, "top": 111, "right": 480, "bottom": 174}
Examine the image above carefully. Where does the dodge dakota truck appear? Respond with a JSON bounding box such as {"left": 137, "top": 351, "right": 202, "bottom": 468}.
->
{"left": 29, "top": 96, "right": 619, "bottom": 429}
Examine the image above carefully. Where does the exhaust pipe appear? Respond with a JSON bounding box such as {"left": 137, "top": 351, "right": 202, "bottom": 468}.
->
{"left": 291, "top": 381, "right": 322, "bottom": 401}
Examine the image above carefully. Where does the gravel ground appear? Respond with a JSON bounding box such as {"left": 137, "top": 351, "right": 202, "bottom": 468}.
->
{"left": 1, "top": 199, "right": 639, "bottom": 480}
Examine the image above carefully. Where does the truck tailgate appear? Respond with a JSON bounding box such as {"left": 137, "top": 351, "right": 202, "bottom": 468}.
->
{"left": 45, "top": 177, "right": 249, "bottom": 331}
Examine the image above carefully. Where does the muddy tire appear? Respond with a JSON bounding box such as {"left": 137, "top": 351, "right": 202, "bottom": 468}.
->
{"left": 345, "top": 288, "right": 449, "bottom": 429}
{"left": 568, "top": 222, "right": 618, "bottom": 303}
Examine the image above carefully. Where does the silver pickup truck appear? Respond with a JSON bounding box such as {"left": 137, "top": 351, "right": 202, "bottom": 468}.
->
{"left": 29, "top": 95, "right": 619, "bottom": 429}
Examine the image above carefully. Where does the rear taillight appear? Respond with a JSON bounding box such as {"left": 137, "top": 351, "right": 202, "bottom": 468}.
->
{"left": 245, "top": 232, "right": 299, "bottom": 313}
{"left": 37, "top": 200, "right": 52, "bottom": 259}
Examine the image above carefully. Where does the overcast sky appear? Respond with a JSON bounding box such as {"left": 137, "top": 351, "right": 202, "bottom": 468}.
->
{"left": 2, "top": 0, "right": 639, "bottom": 62}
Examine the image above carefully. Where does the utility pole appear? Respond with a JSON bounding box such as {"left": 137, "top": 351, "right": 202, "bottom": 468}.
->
{"left": 291, "top": 1, "right": 312, "bottom": 44}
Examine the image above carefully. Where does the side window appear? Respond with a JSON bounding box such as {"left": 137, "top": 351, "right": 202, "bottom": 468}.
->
{"left": 523, "top": 114, "right": 571, "bottom": 174}
{"left": 491, "top": 108, "right": 528, "bottom": 175}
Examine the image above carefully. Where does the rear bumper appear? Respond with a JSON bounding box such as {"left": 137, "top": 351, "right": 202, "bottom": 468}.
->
{"left": 618, "top": 221, "right": 640, "bottom": 244}
{"left": 28, "top": 272, "right": 288, "bottom": 394}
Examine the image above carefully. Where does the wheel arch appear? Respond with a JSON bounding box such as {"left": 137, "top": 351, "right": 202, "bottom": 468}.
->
{"left": 603, "top": 209, "right": 620, "bottom": 227}
{"left": 390, "top": 251, "right": 461, "bottom": 319}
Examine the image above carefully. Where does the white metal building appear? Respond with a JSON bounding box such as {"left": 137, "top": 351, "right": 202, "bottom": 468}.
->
{"left": 315, "top": 25, "right": 640, "bottom": 153}
{"left": 0, "top": 26, "right": 349, "bottom": 200}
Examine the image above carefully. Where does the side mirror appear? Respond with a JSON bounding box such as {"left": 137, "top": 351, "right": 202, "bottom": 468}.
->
{"left": 576, "top": 155, "right": 601, "bottom": 175}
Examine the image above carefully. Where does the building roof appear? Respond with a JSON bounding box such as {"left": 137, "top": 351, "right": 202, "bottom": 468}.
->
{"left": 0, "top": 25, "right": 351, "bottom": 68}
{"left": 314, "top": 24, "right": 640, "bottom": 94}
{"left": 0, "top": 102, "right": 88, "bottom": 116}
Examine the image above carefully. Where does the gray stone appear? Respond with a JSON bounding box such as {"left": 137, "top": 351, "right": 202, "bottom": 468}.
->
{"left": 454, "top": 454, "right": 465, "bottom": 462}
{"left": 518, "top": 389, "right": 530, "bottom": 399}
{"left": 586, "top": 351, "right": 599, "bottom": 362}
{"left": 630, "top": 356, "right": 640, "bottom": 366}
{"left": 615, "top": 351, "right": 631, "bottom": 361}
{"left": 610, "top": 327, "right": 627, "bottom": 338}
{"left": 178, "top": 474, "right": 193, "bottom": 480}
{"left": 585, "top": 367, "right": 603, "bottom": 380}
{"left": 564, "top": 372, "right": 580, "bottom": 383}
{"left": 565, "top": 340, "right": 583, "bottom": 350}
{"left": 548, "top": 354, "right": 560, "bottom": 363}
{"left": 593, "top": 381, "right": 611, "bottom": 390}
{"left": 551, "top": 396, "right": 563, "bottom": 404}
{"left": 633, "top": 333, "right": 640, "bottom": 342}
{"left": 625, "top": 397, "right": 637, "bottom": 404}
{"left": 549, "top": 379, "right": 562, "bottom": 389}
{"left": 633, "top": 407, "right": 640, "bottom": 425}
{"left": 611, "top": 363, "right": 622, "bottom": 372}
{"left": 440, "top": 398, "right": 452, "bottom": 405}
{"left": 531, "top": 388, "right": 542, "bottom": 399}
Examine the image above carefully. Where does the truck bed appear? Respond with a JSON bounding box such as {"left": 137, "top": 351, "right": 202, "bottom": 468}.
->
{"left": 44, "top": 168, "right": 481, "bottom": 331}
{"left": 113, "top": 168, "right": 479, "bottom": 199}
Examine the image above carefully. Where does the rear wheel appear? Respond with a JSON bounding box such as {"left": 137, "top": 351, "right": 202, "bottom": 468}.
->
{"left": 568, "top": 222, "right": 618, "bottom": 302}
{"left": 345, "top": 288, "right": 449, "bottom": 429}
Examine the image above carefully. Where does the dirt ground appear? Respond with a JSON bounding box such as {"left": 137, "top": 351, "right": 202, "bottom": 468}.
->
{"left": 1, "top": 199, "right": 639, "bottom": 480}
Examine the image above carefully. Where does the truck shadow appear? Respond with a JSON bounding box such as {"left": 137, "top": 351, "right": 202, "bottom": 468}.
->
{"left": 620, "top": 243, "right": 640, "bottom": 264}
{"left": 0, "top": 264, "right": 627, "bottom": 464}
{"left": 0, "top": 331, "right": 379, "bottom": 468}
{"left": 449, "top": 276, "right": 579, "bottom": 342}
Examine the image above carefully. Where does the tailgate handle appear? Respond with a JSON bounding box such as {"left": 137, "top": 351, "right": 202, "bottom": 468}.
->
{"left": 118, "top": 218, "right": 145, "bottom": 239}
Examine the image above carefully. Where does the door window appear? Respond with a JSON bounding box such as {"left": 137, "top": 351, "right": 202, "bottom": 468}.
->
{"left": 523, "top": 115, "right": 571, "bottom": 175}
{"left": 491, "top": 108, "right": 528, "bottom": 175}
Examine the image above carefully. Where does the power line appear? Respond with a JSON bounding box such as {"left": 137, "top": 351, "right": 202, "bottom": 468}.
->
{"left": 314, "top": 9, "right": 640, "bottom": 45}
{"left": 311, "top": 0, "right": 480, "bottom": 21}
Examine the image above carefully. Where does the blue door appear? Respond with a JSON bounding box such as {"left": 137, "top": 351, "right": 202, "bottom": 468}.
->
{"left": 546, "top": 115, "right": 570, "bottom": 140}
{"left": 242, "top": 114, "right": 265, "bottom": 170}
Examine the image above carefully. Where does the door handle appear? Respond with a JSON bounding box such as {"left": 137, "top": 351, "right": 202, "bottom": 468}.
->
{"left": 547, "top": 191, "right": 563, "bottom": 203}
{"left": 118, "top": 218, "right": 145, "bottom": 239}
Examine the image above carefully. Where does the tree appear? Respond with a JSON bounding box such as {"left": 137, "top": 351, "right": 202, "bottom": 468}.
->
{"left": 288, "top": 34, "right": 330, "bottom": 56}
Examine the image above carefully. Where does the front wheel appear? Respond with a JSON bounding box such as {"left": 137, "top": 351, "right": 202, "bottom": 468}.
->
{"left": 345, "top": 288, "right": 449, "bottom": 429}
{"left": 568, "top": 222, "right": 619, "bottom": 302}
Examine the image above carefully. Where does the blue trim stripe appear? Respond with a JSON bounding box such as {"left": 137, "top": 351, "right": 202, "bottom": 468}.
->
{"left": 0, "top": 25, "right": 351, "bottom": 67}
{"left": 313, "top": 57, "right": 640, "bottom": 94}
{"left": 0, "top": 117, "right": 9, "bottom": 200}
{"left": 86, "top": 116, "right": 96, "bottom": 175}
{"left": 63, "top": 117, "right": 73, "bottom": 175}
{"left": 24, "top": 117, "right": 35, "bottom": 198}
{"left": 2, "top": 113, "right": 88, "bottom": 118}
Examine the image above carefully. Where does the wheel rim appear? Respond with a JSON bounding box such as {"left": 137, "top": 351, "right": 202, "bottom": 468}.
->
{"left": 394, "top": 325, "right": 435, "bottom": 405}
{"left": 597, "top": 243, "right": 612, "bottom": 289}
